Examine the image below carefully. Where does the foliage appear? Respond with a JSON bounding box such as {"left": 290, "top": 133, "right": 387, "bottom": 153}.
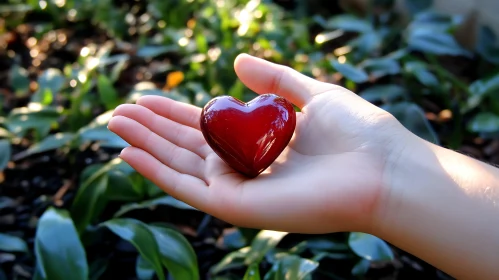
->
{"left": 1, "top": 0, "right": 498, "bottom": 279}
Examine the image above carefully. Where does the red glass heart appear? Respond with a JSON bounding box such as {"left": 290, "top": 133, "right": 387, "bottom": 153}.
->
{"left": 200, "top": 93, "right": 296, "bottom": 178}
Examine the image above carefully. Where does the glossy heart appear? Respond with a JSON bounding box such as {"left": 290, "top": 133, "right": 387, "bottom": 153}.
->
{"left": 200, "top": 93, "right": 296, "bottom": 178}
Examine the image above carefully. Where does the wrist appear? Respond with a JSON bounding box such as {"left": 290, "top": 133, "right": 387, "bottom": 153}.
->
{"left": 371, "top": 123, "right": 499, "bottom": 279}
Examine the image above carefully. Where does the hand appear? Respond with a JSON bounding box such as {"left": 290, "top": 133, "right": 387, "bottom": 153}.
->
{"left": 108, "top": 53, "right": 406, "bottom": 233}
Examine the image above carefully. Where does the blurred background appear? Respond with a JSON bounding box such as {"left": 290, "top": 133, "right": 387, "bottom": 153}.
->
{"left": 1, "top": 0, "right": 498, "bottom": 279}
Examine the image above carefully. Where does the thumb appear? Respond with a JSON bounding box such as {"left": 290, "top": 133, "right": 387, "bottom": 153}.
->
{"left": 233, "top": 53, "right": 335, "bottom": 109}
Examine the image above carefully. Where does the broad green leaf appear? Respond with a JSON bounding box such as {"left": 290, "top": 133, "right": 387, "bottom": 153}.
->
{"left": 291, "top": 238, "right": 350, "bottom": 254}
{"left": 107, "top": 169, "right": 142, "bottom": 201}
{"left": 325, "top": 15, "right": 373, "bottom": 33}
{"left": 77, "top": 110, "right": 128, "bottom": 148}
{"left": 210, "top": 247, "right": 250, "bottom": 275}
{"left": 97, "top": 74, "right": 120, "bottom": 110}
{"left": 330, "top": 60, "right": 369, "bottom": 83}
{"left": 243, "top": 263, "right": 260, "bottom": 280}
{"left": 31, "top": 68, "right": 66, "bottom": 105}
{"left": 410, "top": 10, "right": 463, "bottom": 32}
{"left": 136, "top": 45, "right": 178, "bottom": 58}
{"left": 467, "top": 112, "right": 499, "bottom": 133}
{"left": 228, "top": 80, "right": 245, "bottom": 100}
{"left": 35, "top": 207, "right": 88, "bottom": 280}
{"left": 14, "top": 133, "right": 75, "bottom": 160}
{"left": 263, "top": 254, "right": 319, "bottom": 280}
{"left": 136, "top": 255, "right": 155, "bottom": 280}
{"left": 407, "top": 28, "right": 472, "bottom": 57}
{"left": 349, "top": 32, "right": 382, "bottom": 54}
{"left": 348, "top": 232, "right": 394, "bottom": 262}
{"left": 71, "top": 158, "right": 139, "bottom": 232}
{"left": 101, "top": 219, "right": 165, "bottom": 280}
{"left": 359, "top": 85, "right": 407, "bottom": 103}
{"left": 71, "top": 170, "right": 109, "bottom": 233}
{"left": 9, "top": 63, "right": 30, "bottom": 96}
{"left": 360, "top": 58, "right": 401, "bottom": 79}
{"left": 476, "top": 25, "right": 499, "bottom": 64}
{"left": 148, "top": 224, "right": 199, "bottom": 280}
{"left": 404, "top": 61, "right": 439, "bottom": 87}
{"left": 245, "top": 230, "right": 288, "bottom": 265}
{"left": 382, "top": 102, "right": 439, "bottom": 144}
{"left": 0, "top": 139, "right": 11, "bottom": 171}
{"left": 466, "top": 74, "right": 499, "bottom": 110}
{"left": 0, "top": 233, "right": 28, "bottom": 253}
{"left": 404, "top": 0, "right": 433, "bottom": 15}
{"left": 351, "top": 258, "right": 371, "bottom": 276}
{"left": 6, "top": 105, "right": 61, "bottom": 138}
{"left": 114, "top": 195, "right": 196, "bottom": 217}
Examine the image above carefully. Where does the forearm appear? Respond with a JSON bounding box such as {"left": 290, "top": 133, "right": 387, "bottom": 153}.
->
{"left": 374, "top": 133, "right": 499, "bottom": 280}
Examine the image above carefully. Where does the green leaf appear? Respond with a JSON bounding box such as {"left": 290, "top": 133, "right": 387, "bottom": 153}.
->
{"left": 404, "top": 61, "right": 439, "bottom": 87}
{"left": 359, "top": 85, "right": 407, "bottom": 103}
{"left": 101, "top": 219, "right": 165, "bottom": 280}
{"left": 404, "top": 0, "right": 433, "bottom": 15}
{"left": 0, "top": 233, "right": 28, "bottom": 253}
{"left": 325, "top": 15, "right": 373, "bottom": 33}
{"left": 126, "top": 86, "right": 191, "bottom": 104}
{"left": 467, "top": 112, "right": 499, "bottom": 133}
{"left": 382, "top": 102, "right": 439, "bottom": 145}
{"left": 351, "top": 258, "right": 371, "bottom": 276}
{"left": 9, "top": 63, "right": 30, "bottom": 96}
{"left": 6, "top": 105, "right": 61, "bottom": 138}
{"left": 476, "top": 25, "right": 499, "bottom": 64}
{"left": 360, "top": 58, "right": 401, "bottom": 79}
{"left": 107, "top": 169, "right": 142, "bottom": 201}
{"left": 14, "top": 133, "right": 75, "bottom": 160}
{"left": 348, "top": 232, "right": 394, "bottom": 262}
{"left": 136, "top": 255, "right": 155, "bottom": 280}
{"left": 263, "top": 254, "right": 319, "bottom": 280}
{"left": 210, "top": 247, "right": 250, "bottom": 275}
{"left": 71, "top": 158, "right": 140, "bottom": 232}
{"left": 245, "top": 230, "right": 288, "bottom": 265}
{"left": 114, "top": 195, "right": 196, "bottom": 217}
{"left": 0, "top": 139, "right": 11, "bottom": 171}
{"left": 77, "top": 110, "right": 128, "bottom": 148}
{"left": 243, "top": 263, "right": 260, "bottom": 280}
{"left": 331, "top": 60, "right": 369, "bottom": 83}
{"left": 148, "top": 224, "right": 199, "bottom": 280}
{"left": 228, "top": 80, "right": 245, "bottom": 100}
{"left": 31, "top": 68, "right": 66, "bottom": 105}
{"left": 136, "top": 45, "right": 178, "bottom": 58}
{"left": 97, "top": 74, "right": 120, "bottom": 110}
{"left": 466, "top": 73, "right": 499, "bottom": 110}
{"left": 35, "top": 207, "right": 88, "bottom": 280}
{"left": 71, "top": 169, "right": 109, "bottom": 233}
{"left": 407, "top": 28, "right": 472, "bottom": 57}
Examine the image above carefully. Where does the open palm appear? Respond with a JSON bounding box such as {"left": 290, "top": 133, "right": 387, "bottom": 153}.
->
{"left": 108, "top": 54, "right": 401, "bottom": 234}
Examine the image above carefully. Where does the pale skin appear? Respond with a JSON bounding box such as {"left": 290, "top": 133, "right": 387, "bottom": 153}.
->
{"left": 108, "top": 53, "right": 499, "bottom": 279}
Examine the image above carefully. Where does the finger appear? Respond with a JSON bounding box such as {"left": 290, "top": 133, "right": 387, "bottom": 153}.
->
{"left": 119, "top": 146, "right": 209, "bottom": 211}
{"left": 234, "top": 53, "right": 336, "bottom": 109}
{"left": 136, "top": 95, "right": 202, "bottom": 130}
{"left": 108, "top": 116, "right": 205, "bottom": 179}
{"left": 112, "top": 104, "right": 210, "bottom": 158}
